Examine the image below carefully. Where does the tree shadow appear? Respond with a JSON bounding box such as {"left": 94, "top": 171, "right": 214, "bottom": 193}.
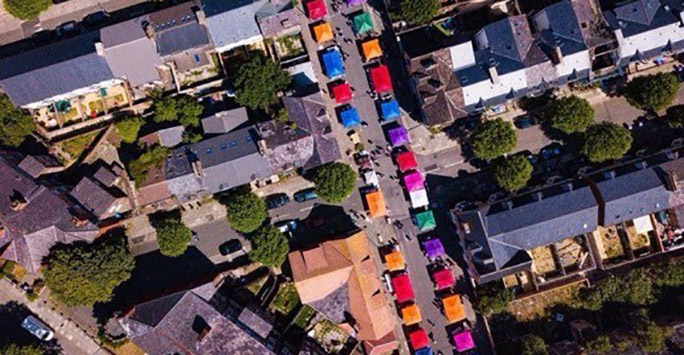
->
{"left": 0, "top": 301, "right": 62, "bottom": 354}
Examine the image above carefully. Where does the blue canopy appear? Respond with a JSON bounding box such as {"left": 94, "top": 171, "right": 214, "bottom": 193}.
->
{"left": 380, "top": 100, "right": 401, "bottom": 121}
{"left": 340, "top": 107, "right": 361, "bottom": 127}
{"left": 415, "top": 347, "right": 434, "bottom": 355}
{"left": 322, "top": 49, "right": 344, "bottom": 78}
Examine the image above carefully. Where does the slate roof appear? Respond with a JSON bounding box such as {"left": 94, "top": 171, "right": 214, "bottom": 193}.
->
{"left": 156, "top": 22, "right": 212, "bottom": 56}
{"left": 18, "top": 155, "right": 61, "bottom": 178}
{"left": 604, "top": 0, "right": 680, "bottom": 38}
{"left": 203, "top": 0, "right": 266, "bottom": 50}
{"left": 70, "top": 177, "right": 117, "bottom": 218}
{"left": 0, "top": 32, "right": 115, "bottom": 106}
{"left": 101, "top": 18, "right": 163, "bottom": 87}
{"left": 201, "top": 107, "right": 250, "bottom": 134}
{"left": 93, "top": 165, "right": 119, "bottom": 187}
{"left": 237, "top": 308, "right": 273, "bottom": 340}
{"left": 256, "top": 0, "right": 299, "bottom": 37}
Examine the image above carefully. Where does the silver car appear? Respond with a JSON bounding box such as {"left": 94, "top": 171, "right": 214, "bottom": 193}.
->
{"left": 21, "top": 315, "right": 54, "bottom": 341}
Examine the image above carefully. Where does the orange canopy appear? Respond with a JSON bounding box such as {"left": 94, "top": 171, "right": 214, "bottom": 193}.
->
{"left": 401, "top": 304, "right": 422, "bottom": 325}
{"left": 384, "top": 250, "right": 405, "bottom": 271}
{"left": 314, "top": 22, "right": 334, "bottom": 44}
{"left": 362, "top": 38, "right": 382, "bottom": 61}
{"left": 443, "top": 294, "right": 466, "bottom": 324}
{"left": 365, "top": 190, "right": 387, "bottom": 217}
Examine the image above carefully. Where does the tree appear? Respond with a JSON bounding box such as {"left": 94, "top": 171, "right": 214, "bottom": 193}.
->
{"left": 0, "top": 94, "right": 34, "bottom": 147}
{"left": 220, "top": 186, "right": 267, "bottom": 233}
{"left": 580, "top": 122, "right": 632, "bottom": 163}
{"left": 249, "top": 226, "right": 289, "bottom": 268}
{"left": 3, "top": 0, "right": 51, "bottom": 20}
{"left": 542, "top": 96, "right": 594, "bottom": 134}
{"left": 0, "top": 344, "right": 43, "bottom": 355}
{"left": 625, "top": 72, "right": 679, "bottom": 112}
{"left": 115, "top": 116, "right": 143, "bottom": 144}
{"left": 153, "top": 95, "right": 202, "bottom": 127}
{"left": 128, "top": 145, "right": 170, "bottom": 186}
{"left": 474, "top": 286, "right": 514, "bottom": 316}
{"left": 313, "top": 162, "right": 356, "bottom": 203}
{"left": 520, "top": 334, "right": 548, "bottom": 355}
{"left": 43, "top": 237, "right": 135, "bottom": 307}
{"left": 399, "top": 0, "right": 440, "bottom": 26}
{"left": 235, "top": 52, "right": 291, "bottom": 111}
{"left": 470, "top": 118, "right": 517, "bottom": 160}
{"left": 623, "top": 268, "right": 654, "bottom": 306}
{"left": 585, "top": 336, "right": 612, "bottom": 353}
{"left": 492, "top": 155, "right": 533, "bottom": 192}
{"left": 153, "top": 214, "right": 192, "bottom": 257}
{"left": 652, "top": 260, "right": 684, "bottom": 287}
{"left": 637, "top": 321, "right": 669, "bottom": 353}
{"left": 665, "top": 104, "right": 684, "bottom": 129}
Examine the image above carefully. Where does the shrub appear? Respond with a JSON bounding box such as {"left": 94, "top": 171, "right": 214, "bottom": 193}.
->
{"left": 3, "top": 0, "right": 51, "bottom": 20}
{"left": 115, "top": 116, "right": 143, "bottom": 144}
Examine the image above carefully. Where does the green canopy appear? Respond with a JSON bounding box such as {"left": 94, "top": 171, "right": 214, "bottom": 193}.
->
{"left": 354, "top": 12, "right": 374, "bottom": 34}
{"left": 414, "top": 210, "right": 436, "bottom": 231}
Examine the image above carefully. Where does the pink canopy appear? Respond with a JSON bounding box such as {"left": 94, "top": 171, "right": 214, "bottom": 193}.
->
{"left": 403, "top": 171, "right": 424, "bottom": 192}
{"left": 432, "top": 268, "right": 455, "bottom": 290}
{"left": 453, "top": 329, "right": 476, "bottom": 352}
{"left": 388, "top": 126, "right": 409, "bottom": 147}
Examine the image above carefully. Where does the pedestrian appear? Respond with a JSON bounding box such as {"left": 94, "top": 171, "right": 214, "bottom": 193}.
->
{"left": 367, "top": 139, "right": 373, "bottom": 144}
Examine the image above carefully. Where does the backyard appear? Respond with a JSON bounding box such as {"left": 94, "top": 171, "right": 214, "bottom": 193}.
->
{"left": 56, "top": 131, "right": 99, "bottom": 163}
{"left": 269, "top": 282, "right": 300, "bottom": 315}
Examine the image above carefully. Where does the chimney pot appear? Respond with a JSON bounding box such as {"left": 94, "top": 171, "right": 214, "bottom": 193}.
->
{"left": 488, "top": 65, "right": 499, "bottom": 84}
{"left": 551, "top": 46, "right": 563, "bottom": 65}
{"left": 95, "top": 42, "right": 106, "bottom": 57}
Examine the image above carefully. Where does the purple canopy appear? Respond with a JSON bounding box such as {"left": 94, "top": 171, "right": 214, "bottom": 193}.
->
{"left": 388, "top": 126, "right": 409, "bottom": 147}
{"left": 403, "top": 171, "right": 424, "bottom": 192}
{"left": 347, "top": 0, "right": 365, "bottom": 5}
{"left": 423, "top": 239, "right": 445, "bottom": 259}
{"left": 453, "top": 329, "right": 476, "bottom": 352}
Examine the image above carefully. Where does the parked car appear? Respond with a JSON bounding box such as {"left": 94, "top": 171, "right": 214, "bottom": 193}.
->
{"left": 55, "top": 21, "right": 79, "bottom": 37}
{"left": 219, "top": 239, "right": 242, "bottom": 256}
{"left": 294, "top": 188, "right": 317, "bottom": 203}
{"left": 265, "top": 193, "right": 290, "bottom": 209}
{"left": 275, "top": 220, "right": 298, "bottom": 234}
{"left": 540, "top": 144, "right": 562, "bottom": 160}
{"left": 21, "top": 316, "right": 54, "bottom": 341}
{"left": 514, "top": 115, "right": 538, "bottom": 129}
{"left": 84, "top": 11, "right": 111, "bottom": 28}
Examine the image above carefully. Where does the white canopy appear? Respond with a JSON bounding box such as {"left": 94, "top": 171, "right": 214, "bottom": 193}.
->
{"left": 363, "top": 170, "right": 379, "bottom": 187}
{"left": 633, "top": 215, "right": 654, "bottom": 234}
{"left": 409, "top": 188, "right": 429, "bottom": 208}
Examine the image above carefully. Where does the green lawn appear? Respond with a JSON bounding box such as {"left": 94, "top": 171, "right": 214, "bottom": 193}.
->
{"left": 270, "top": 282, "right": 300, "bottom": 315}
{"left": 58, "top": 132, "right": 98, "bottom": 161}
{"left": 293, "top": 305, "right": 316, "bottom": 329}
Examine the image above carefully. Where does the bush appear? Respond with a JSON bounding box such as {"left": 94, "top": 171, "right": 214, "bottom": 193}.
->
{"left": 153, "top": 214, "right": 192, "bottom": 257}
{"left": 474, "top": 286, "right": 514, "bottom": 316}
{"left": 399, "top": 0, "right": 440, "bottom": 25}
{"left": 154, "top": 95, "right": 203, "bottom": 127}
{"left": 625, "top": 73, "right": 679, "bottom": 112}
{"left": 115, "top": 116, "right": 143, "bottom": 144}
{"left": 128, "top": 145, "right": 170, "bottom": 186}
{"left": 520, "top": 334, "right": 548, "bottom": 355}
{"left": 585, "top": 335, "right": 612, "bottom": 353}
{"left": 470, "top": 118, "right": 517, "bottom": 160}
{"left": 0, "top": 344, "right": 43, "bottom": 355}
{"left": 492, "top": 155, "right": 533, "bottom": 192}
{"left": 249, "top": 226, "right": 289, "bottom": 268}
{"left": 220, "top": 186, "right": 267, "bottom": 233}
{"left": 313, "top": 162, "right": 356, "bottom": 203}
{"left": 580, "top": 269, "right": 654, "bottom": 310}
{"left": 580, "top": 122, "right": 632, "bottom": 163}
{"left": 652, "top": 260, "right": 684, "bottom": 287}
{"left": 665, "top": 104, "right": 684, "bottom": 129}
{"left": 3, "top": 0, "right": 51, "bottom": 20}
{"left": 637, "top": 321, "right": 669, "bottom": 353}
{"left": 235, "top": 52, "right": 291, "bottom": 110}
{"left": 0, "top": 94, "right": 35, "bottom": 148}
{"left": 542, "top": 96, "right": 594, "bottom": 134}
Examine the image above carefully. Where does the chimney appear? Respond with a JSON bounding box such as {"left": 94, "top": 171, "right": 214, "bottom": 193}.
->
{"left": 603, "top": 170, "right": 616, "bottom": 180}
{"left": 197, "top": 325, "right": 211, "bottom": 341}
{"left": 10, "top": 192, "right": 27, "bottom": 211}
{"left": 257, "top": 139, "right": 270, "bottom": 155}
{"left": 71, "top": 215, "right": 89, "bottom": 227}
{"left": 191, "top": 160, "right": 204, "bottom": 177}
{"left": 501, "top": 199, "right": 513, "bottom": 210}
{"left": 95, "top": 42, "right": 106, "bottom": 56}
{"left": 195, "top": 9, "right": 206, "bottom": 25}
{"left": 144, "top": 21, "right": 155, "bottom": 38}
{"left": 634, "top": 161, "right": 647, "bottom": 170}
{"left": 551, "top": 46, "right": 563, "bottom": 65}
{"left": 488, "top": 65, "right": 499, "bottom": 84}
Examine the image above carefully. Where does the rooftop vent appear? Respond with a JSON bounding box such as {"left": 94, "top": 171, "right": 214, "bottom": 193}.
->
{"left": 603, "top": 170, "right": 616, "bottom": 180}
{"left": 634, "top": 160, "right": 647, "bottom": 170}
{"left": 531, "top": 191, "right": 543, "bottom": 201}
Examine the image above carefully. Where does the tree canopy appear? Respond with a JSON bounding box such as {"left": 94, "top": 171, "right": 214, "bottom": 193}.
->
{"left": 581, "top": 269, "right": 654, "bottom": 311}
{"left": 153, "top": 214, "right": 192, "bottom": 257}
{"left": 470, "top": 118, "right": 517, "bottom": 160}
{"left": 43, "top": 236, "right": 135, "bottom": 307}
{"left": 665, "top": 104, "right": 684, "bottom": 129}
{"left": 220, "top": 186, "right": 267, "bottom": 233}
{"left": 153, "top": 95, "right": 203, "bottom": 127}
{"left": 313, "top": 162, "right": 356, "bottom": 203}
{"left": 580, "top": 122, "right": 632, "bottom": 163}
{"left": 542, "top": 96, "right": 594, "bottom": 134}
{"left": 115, "top": 116, "right": 144, "bottom": 144}
{"left": 520, "top": 334, "right": 548, "bottom": 355}
{"left": 0, "top": 344, "right": 44, "bottom": 355}
{"left": 3, "top": 0, "right": 51, "bottom": 20}
{"left": 128, "top": 145, "right": 170, "bottom": 186}
{"left": 474, "top": 285, "right": 514, "bottom": 316}
{"left": 234, "top": 52, "right": 291, "bottom": 111}
{"left": 625, "top": 72, "right": 679, "bottom": 112}
{"left": 585, "top": 336, "right": 612, "bottom": 354}
{"left": 492, "top": 155, "right": 533, "bottom": 192}
{"left": 398, "top": 0, "right": 440, "bottom": 26}
{"left": 0, "top": 94, "right": 34, "bottom": 148}
{"left": 249, "top": 226, "right": 289, "bottom": 268}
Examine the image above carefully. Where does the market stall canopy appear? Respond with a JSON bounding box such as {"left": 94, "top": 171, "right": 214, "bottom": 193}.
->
{"left": 363, "top": 169, "right": 379, "bottom": 187}
{"left": 340, "top": 107, "right": 361, "bottom": 127}
{"left": 365, "top": 189, "right": 387, "bottom": 217}
{"left": 348, "top": 0, "right": 365, "bottom": 6}
{"left": 453, "top": 329, "right": 476, "bottom": 352}
{"left": 423, "top": 239, "right": 445, "bottom": 259}
{"left": 633, "top": 215, "right": 654, "bottom": 234}
{"left": 380, "top": 99, "right": 401, "bottom": 121}
{"left": 443, "top": 294, "right": 466, "bottom": 324}
{"left": 388, "top": 126, "right": 409, "bottom": 147}
{"left": 396, "top": 151, "right": 417, "bottom": 172}
{"left": 370, "top": 64, "right": 392, "bottom": 93}
{"left": 432, "top": 268, "right": 455, "bottom": 290}
{"left": 403, "top": 170, "right": 424, "bottom": 192}
{"left": 401, "top": 304, "right": 422, "bottom": 325}
{"left": 313, "top": 22, "right": 334, "bottom": 43}
{"left": 384, "top": 250, "right": 405, "bottom": 271}
{"left": 391, "top": 273, "right": 415, "bottom": 303}
{"left": 409, "top": 189, "right": 429, "bottom": 209}
{"left": 415, "top": 348, "right": 434, "bottom": 355}
{"left": 353, "top": 12, "right": 374, "bottom": 34}
{"left": 409, "top": 328, "right": 430, "bottom": 350}
{"left": 332, "top": 82, "right": 352, "bottom": 104}
{"left": 414, "top": 210, "right": 436, "bottom": 231}
{"left": 362, "top": 38, "right": 382, "bottom": 61}
{"left": 307, "top": 0, "right": 327, "bottom": 20}
{"left": 322, "top": 49, "right": 344, "bottom": 78}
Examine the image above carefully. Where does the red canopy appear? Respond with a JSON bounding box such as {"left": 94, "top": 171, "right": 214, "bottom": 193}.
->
{"left": 396, "top": 151, "right": 417, "bottom": 172}
{"left": 370, "top": 65, "right": 392, "bottom": 93}
{"left": 391, "top": 273, "right": 415, "bottom": 303}
{"left": 409, "top": 328, "right": 430, "bottom": 350}
{"left": 433, "top": 268, "right": 455, "bottom": 290}
{"left": 332, "top": 83, "right": 352, "bottom": 104}
{"left": 307, "top": 0, "right": 327, "bottom": 20}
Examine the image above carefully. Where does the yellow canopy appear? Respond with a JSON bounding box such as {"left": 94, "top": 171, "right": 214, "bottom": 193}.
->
{"left": 362, "top": 38, "right": 382, "bottom": 61}
{"left": 443, "top": 294, "right": 466, "bottom": 324}
{"left": 314, "top": 22, "right": 334, "bottom": 44}
{"left": 402, "top": 304, "right": 422, "bottom": 325}
{"left": 365, "top": 190, "right": 387, "bottom": 217}
{"left": 384, "top": 250, "right": 405, "bottom": 271}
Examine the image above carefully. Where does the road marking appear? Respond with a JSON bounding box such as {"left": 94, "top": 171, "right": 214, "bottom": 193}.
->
{"left": 299, "top": 206, "right": 314, "bottom": 212}
{"left": 444, "top": 160, "right": 465, "bottom": 168}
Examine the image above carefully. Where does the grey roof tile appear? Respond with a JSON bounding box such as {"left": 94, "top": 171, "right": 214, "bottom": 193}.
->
{"left": 156, "top": 23, "right": 212, "bottom": 56}
{"left": 70, "top": 177, "right": 117, "bottom": 218}
{"left": 203, "top": 0, "right": 266, "bottom": 49}
{"left": 201, "top": 107, "right": 250, "bottom": 134}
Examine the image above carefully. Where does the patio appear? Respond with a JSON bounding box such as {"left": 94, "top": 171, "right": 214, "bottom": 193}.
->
{"left": 531, "top": 236, "right": 593, "bottom": 279}
{"left": 595, "top": 226, "right": 626, "bottom": 262}
{"left": 274, "top": 33, "right": 305, "bottom": 59}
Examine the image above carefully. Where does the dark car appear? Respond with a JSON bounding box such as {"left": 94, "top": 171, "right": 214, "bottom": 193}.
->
{"left": 514, "top": 115, "right": 538, "bottom": 129}
{"left": 84, "top": 11, "right": 111, "bottom": 28}
{"left": 540, "top": 144, "right": 563, "bottom": 160}
{"left": 275, "top": 219, "right": 298, "bottom": 234}
{"left": 219, "top": 239, "right": 242, "bottom": 256}
{"left": 294, "top": 188, "right": 317, "bottom": 203}
{"left": 265, "top": 193, "right": 290, "bottom": 209}
{"left": 55, "top": 21, "right": 80, "bottom": 37}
